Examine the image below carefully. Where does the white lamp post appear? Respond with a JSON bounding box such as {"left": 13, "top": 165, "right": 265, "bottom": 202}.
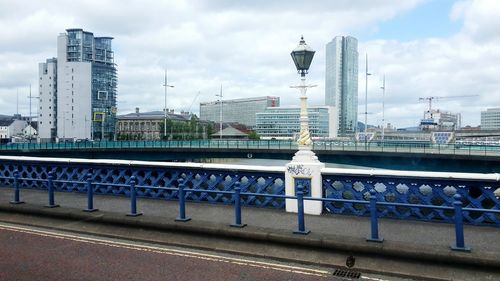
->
{"left": 285, "top": 36, "right": 324, "bottom": 216}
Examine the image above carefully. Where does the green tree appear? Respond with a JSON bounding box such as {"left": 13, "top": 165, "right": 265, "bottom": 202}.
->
{"left": 248, "top": 131, "right": 260, "bottom": 140}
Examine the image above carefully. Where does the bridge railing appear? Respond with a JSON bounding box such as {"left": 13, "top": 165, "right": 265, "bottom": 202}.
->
{"left": 0, "top": 156, "right": 499, "bottom": 226}
{"left": 2, "top": 140, "right": 500, "bottom": 157}
{"left": 1, "top": 159, "right": 499, "bottom": 251}
{"left": 322, "top": 168, "right": 500, "bottom": 226}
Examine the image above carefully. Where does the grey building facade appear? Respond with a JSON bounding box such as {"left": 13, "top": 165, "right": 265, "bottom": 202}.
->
{"left": 200, "top": 96, "right": 279, "bottom": 128}
{"left": 325, "top": 36, "right": 358, "bottom": 137}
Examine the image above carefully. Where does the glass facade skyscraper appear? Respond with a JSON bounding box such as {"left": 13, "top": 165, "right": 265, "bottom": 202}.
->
{"left": 325, "top": 36, "right": 358, "bottom": 137}
{"left": 38, "top": 29, "right": 117, "bottom": 141}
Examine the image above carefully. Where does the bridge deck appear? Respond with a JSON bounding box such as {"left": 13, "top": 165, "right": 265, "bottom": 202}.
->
{"left": 0, "top": 187, "right": 498, "bottom": 276}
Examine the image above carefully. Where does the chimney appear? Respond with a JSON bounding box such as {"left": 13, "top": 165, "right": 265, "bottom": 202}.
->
{"left": 135, "top": 107, "right": 139, "bottom": 114}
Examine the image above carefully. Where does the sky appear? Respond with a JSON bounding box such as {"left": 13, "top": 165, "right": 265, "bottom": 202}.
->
{"left": 0, "top": 0, "right": 500, "bottom": 128}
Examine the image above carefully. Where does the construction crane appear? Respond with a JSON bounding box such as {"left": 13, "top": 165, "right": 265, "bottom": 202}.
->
{"left": 418, "top": 95, "right": 479, "bottom": 112}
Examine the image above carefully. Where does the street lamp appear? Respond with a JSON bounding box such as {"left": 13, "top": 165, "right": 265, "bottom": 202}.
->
{"left": 215, "top": 85, "right": 223, "bottom": 140}
{"left": 163, "top": 69, "right": 174, "bottom": 139}
{"left": 364, "top": 53, "right": 372, "bottom": 146}
{"left": 290, "top": 36, "right": 316, "bottom": 150}
{"left": 380, "top": 74, "right": 386, "bottom": 147}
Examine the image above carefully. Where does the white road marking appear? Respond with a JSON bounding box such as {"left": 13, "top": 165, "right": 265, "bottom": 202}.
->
{"left": 0, "top": 222, "right": 330, "bottom": 277}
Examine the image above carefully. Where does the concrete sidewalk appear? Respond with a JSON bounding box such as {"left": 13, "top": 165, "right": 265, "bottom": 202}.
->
{"left": 0, "top": 188, "right": 499, "bottom": 279}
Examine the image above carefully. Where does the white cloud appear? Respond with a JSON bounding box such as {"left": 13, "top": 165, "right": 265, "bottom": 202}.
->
{"left": 1, "top": 0, "right": 499, "bottom": 129}
{"left": 362, "top": 0, "right": 500, "bottom": 128}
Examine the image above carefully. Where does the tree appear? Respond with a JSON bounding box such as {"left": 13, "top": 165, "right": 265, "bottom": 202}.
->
{"left": 248, "top": 131, "right": 260, "bottom": 140}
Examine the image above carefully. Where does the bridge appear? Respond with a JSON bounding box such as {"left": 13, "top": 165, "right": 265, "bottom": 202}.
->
{"left": 0, "top": 155, "right": 499, "bottom": 279}
{"left": 2, "top": 139, "right": 500, "bottom": 172}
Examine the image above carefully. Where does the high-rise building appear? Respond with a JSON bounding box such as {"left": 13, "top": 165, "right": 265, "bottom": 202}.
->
{"left": 38, "top": 58, "right": 57, "bottom": 140}
{"left": 325, "top": 36, "right": 358, "bottom": 137}
{"left": 200, "top": 96, "right": 279, "bottom": 128}
{"left": 38, "top": 28, "right": 117, "bottom": 142}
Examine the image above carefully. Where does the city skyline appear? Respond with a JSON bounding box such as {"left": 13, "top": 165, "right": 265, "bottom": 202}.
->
{"left": 0, "top": 0, "right": 499, "bottom": 128}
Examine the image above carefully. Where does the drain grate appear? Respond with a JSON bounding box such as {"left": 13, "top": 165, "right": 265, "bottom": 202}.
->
{"left": 332, "top": 269, "right": 361, "bottom": 279}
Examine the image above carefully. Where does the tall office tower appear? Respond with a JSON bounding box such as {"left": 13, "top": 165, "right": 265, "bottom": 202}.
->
{"left": 38, "top": 28, "right": 117, "bottom": 142}
{"left": 325, "top": 36, "right": 358, "bottom": 137}
{"left": 38, "top": 58, "right": 58, "bottom": 141}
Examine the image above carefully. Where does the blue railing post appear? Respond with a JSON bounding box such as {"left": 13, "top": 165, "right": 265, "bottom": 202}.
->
{"left": 126, "top": 176, "right": 142, "bottom": 216}
{"left": 451, "top": 194, "right": 471, "bottom": 252}
{"left": 293, "top": 184, "right": 310, "bottom": 235}
{"left": 10, "top": 170, "right": 24, "bottom": 204}
{"left": 175, "top": 179, "right": 191, "bottom": 222}
{"left": 45, "top": 171, "right": 59, "bottom": 208}
{"left": 367, "top": 189, "right": 383, "bottom": 242}
{"left": 231, "top": 182, "right": 246, "bottom": 228}
{"left": 83, "top": 173, "right": 98, "bottom": 212}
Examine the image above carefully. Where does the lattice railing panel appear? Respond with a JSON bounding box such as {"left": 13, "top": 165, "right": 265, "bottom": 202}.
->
{"left": 323, "top": 174, "right": 500, "bottom": 225}
{"left": 0, "top": 161, "right": 285, "bottom": 209}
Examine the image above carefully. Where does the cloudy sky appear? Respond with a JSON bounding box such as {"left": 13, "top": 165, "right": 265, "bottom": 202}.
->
{"left": 0, "top": 0, "right": 499, "bottom": 128}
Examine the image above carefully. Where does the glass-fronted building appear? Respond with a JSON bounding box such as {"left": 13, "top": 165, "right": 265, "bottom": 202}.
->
{"left": 38, "top": 28, "right": 117, "bottom": 142}
{"left": 481, "top": 108, "right": 500, "bottom": 130}
{"left": 255, "top": 106, "right": 336, "bottom": 139}
{"left": 200, "top": 96, "right": 279, "bottom": 128}
{"left": 325, "top": 36, "right": 358, "bottom": 137}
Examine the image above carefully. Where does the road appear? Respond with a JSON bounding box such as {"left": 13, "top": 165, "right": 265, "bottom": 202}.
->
{"left": 0, "top": 223, "right": 344, "bottom": 281}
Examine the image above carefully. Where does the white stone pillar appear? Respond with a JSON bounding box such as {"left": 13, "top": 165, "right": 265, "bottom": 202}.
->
{"left": 285, "top": 150, "right": 324, "bottom": 215}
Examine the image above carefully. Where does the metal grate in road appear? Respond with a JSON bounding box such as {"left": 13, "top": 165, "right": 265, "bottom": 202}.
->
{"left": 332, "top": 268, "right": 361, "bottom": 279}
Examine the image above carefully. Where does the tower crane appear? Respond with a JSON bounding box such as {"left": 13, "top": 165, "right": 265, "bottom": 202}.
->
{"left": 418, "top": 95, "right": 479, "bottom": 112}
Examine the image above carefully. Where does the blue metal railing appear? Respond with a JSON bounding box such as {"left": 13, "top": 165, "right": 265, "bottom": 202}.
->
{"left": 3, "top": 171, "right": 499, "bottom": 252}
{"left": 1, "top": 157, "right": 499, "bottom": 225}
{"left": 2, "top": 139, "right": 500, "bottom": 157}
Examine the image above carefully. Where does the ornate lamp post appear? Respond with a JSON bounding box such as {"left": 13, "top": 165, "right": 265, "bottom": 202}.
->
{"left": 285, "top": 36, "right": 324, "bottom": 216}
{"left": 290, "top": 36, "right": 317, "bottom": 154}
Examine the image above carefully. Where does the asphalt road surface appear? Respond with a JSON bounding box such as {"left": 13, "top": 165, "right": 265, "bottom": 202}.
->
{"left": 0, "top": 223, "right": 346, "bottom": 281}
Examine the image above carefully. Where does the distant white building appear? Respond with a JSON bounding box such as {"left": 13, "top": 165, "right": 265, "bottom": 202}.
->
{"left": 255, "top": 106, "right": 337, "bottom": 139}
{"left": 23, "top": 123, "right": 38, "bottom": 138}
{"left": 481, "top": 108, "right": 500, "bottom": 130}
{"left": 200, "top": 96, "right": 279, "bottom": 128}
{"left": 0, "top": 119, "right": 36, "bottom": 141}
{"left": 420, "top": 109, "right": 461, "bottom": 131}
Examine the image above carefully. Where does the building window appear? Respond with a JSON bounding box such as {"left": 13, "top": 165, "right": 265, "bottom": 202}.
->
{"left": 98, "top": 91, "right": 108, "bottom": 100}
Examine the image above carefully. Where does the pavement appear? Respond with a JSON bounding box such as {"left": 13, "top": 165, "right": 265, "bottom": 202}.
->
{"left": 0, "top": 187, "right": 499, "bottom": 280}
